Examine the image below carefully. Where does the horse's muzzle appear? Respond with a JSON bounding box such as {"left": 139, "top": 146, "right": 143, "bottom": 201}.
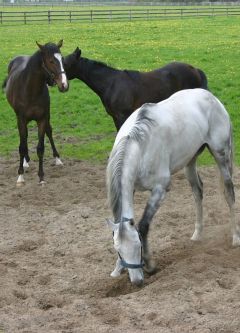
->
{"left": 58, "top": 82, "right": 69, "bottom": 92}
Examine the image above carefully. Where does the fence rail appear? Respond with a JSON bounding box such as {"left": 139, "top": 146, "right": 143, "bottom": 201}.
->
{"left": 0, "top": 6, "right": 240, "bottom": 23}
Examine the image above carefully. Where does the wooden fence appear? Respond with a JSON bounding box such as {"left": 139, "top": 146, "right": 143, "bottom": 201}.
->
{"left": 0, "top": 6, "right": 240, "bottom": 24}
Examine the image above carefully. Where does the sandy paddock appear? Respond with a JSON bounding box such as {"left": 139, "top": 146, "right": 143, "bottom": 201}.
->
{"left": 0, "top": 156, "right": 240, "bottom": 333}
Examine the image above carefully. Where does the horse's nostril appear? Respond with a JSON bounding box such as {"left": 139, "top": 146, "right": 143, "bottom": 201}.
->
{"left": 132, "top": 279, "right": 144, "bottom": 287}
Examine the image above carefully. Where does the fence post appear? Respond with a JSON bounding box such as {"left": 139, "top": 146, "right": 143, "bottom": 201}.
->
{"left": 129, "top": 9, "right": 131, "bottom": 21}
{"left": 109, "top": 10, "right": 112, "bottom": 21}
{"left": 69, "top": 11, "right": 72, "bottom": 23}
{"left": 24, "top": 12, "right": 26, "bottom": 24}
{"left": 90, "top": 10, "right": 93, "bottom": 23}
{"left": 0, "top": 12, "right": 2, "bottom": 24}
{"left": 48, "top": 10, "right": 51, "bottom": 24}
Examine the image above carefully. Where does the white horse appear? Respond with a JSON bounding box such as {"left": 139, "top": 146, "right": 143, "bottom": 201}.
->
{"left": 106, "top": 88, "right": 239, "bottom": 286}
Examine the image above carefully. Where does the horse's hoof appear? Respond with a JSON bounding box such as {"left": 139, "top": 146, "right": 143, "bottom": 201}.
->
{"left": 16, "top": 181, "right": 25, "bottom": 187}
{"left": 232, "top": 234, "right": 240, "bottom": 247}
{"left": 110, "top": 270, "right": 121, "bottom": 278}
{"left": 16, "top": 175, "right": 25, "bottom": 186}
{"left": 55, "top": 157, "right": 63, "bottom": 166}
{"left": 144, "top": 260, "right": 157, "bottom": 275}
{"left": 39, "top": 181, "right": 46, "bottom": 186}
{"left": 190, "top": 231, "right": 202, "bottom": 242}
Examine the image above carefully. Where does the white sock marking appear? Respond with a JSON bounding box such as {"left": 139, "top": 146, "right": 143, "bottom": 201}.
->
{"left": 23, "top": 158, "right": 29, "bottom": 168}
{"left": 55, "top": 157, "right": 63, "bottom": 166}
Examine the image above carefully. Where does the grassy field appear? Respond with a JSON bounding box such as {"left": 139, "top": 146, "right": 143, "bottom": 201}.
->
{"left": 0, "top": 15, "right": 240, "bottom": 164}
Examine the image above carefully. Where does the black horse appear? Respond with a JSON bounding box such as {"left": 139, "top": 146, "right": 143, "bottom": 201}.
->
{"left": 2, "top": 40, "right": 69, "bottom": 185}
{"left": 64, "top": 47, "right": 208, "bottom": 130}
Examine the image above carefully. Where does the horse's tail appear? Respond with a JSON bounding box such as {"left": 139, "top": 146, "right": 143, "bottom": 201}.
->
{"left": 197, "top": 68, "right": 208, "bottom": 90}
{"left": 2, "top": 77, "right": 8, "bottom": 93}
{"left": 106, "top": 136, "right": 129, "bottom": 223}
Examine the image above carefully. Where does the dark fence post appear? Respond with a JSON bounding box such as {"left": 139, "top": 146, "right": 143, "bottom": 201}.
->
{"left": 24, "top": 12, "right": 26, "bottom": 24}
{"left": 90, "top": 10, "right": 93, "bottom": 23}
{"left": 69, "top": 11, "right": 72, "bottom": 23}
{"left": 0, "top": 12, "right": 2, "bottom": 24}
{"left": 48, "top": 10, "right": 51, "bottom": 24}
{"left": 129, "top": 9, "right": 131, "bottom": 21}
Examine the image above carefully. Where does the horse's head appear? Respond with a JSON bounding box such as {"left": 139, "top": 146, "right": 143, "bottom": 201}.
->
{"left": 107, "top": 218, "right": 144, "bottom": 286}
{"left": 63, "top": 47, "right": 81, "bottom": 80}
{"left": 36, "top": 40, "right": 69, "bottom": 92}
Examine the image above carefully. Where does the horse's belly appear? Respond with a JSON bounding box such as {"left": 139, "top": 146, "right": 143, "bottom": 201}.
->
{"left": 169, "top": 144, "right": 203, "bottom": 174}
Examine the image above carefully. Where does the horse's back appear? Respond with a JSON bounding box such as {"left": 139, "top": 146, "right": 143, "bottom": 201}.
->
{"left": 114, "top": 89, "right": 230, "bottom": 179}
{"left": 150, "top": 89, "right": 230, "bottom": 144}
{"left": 152, "top": 62, "right": 208, "bottom": 90}
{"left": 8, "top": 55, "right": 30, "bottom": 75}
{"left": 6, "top": 56, "right": 30, "bottom": 92}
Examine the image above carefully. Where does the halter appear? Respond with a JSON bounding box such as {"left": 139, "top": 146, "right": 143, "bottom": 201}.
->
{"left": 117, "top": 217, "right": 144, "bottom": 269}
{"left": 42, "top": 61, "right": 66, "bottom": 85}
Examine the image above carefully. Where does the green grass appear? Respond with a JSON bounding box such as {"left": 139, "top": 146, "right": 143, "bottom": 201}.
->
{"left": 0, "top": 15, "right": 240, "bottom": 164}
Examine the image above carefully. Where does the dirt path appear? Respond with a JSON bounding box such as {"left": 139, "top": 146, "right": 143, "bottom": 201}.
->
{"left": 0, "top": 156, "right": 240, "bottom": 333}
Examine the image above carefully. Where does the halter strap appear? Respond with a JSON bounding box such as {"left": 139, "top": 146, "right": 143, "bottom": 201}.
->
{"left": 117, "top": 217, "right": 144, "bottom": 269}
{"left": 118, "top": 254, "right": 144, "bottom": 269}
{"left": 42, "top": 61, "right": 66, "bottom": 82}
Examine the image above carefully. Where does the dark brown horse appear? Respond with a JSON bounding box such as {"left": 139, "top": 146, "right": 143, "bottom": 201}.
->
{"left": 2, "top": 40, "right": 69, "bottom": 185}
{"left": 64, "top": 47, "right": 208, "bottom": 130}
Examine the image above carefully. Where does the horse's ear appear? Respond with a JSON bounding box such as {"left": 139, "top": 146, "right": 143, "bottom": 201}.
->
{"left": 74, "top": 47, "right": 81, "bottom": 59}
{"left": 36, "top": 41, "right": 44, "bottom": 51}
{"left": 106, "top": 219, "right": 118, "bottom": 232}
{"left": 57, "top": 39, "right": 63, "bottom": 49}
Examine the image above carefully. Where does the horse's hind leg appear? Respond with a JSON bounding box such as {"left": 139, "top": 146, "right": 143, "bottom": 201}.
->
{"left": 185, "top": 157, "right": 204, "bottom": 241}
{"left": 210, "top": 146, "right": 239, "bottom": 246}
{"left": 138, "top": 181, "right": 169, "bottom": 273}
{"left": 16, "top": 117, "right": 28, "bottom": 186}
{"left": 46, "top": 121, "right": 63, "bottom": 166}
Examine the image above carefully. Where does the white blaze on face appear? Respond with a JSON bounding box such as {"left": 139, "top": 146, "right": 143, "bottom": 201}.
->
{"left": 54, "top": 53, "right": 68, "bottom": 90}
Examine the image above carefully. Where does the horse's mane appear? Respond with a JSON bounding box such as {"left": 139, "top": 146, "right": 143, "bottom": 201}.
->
{"left": 81, "top": 58, "right": 142, "bottom": 78}
{"left": 123, "top": 69, "right": 140, "bottom": 81}
{"left": 107, "top": 105, "right": 156, "bottom": 224}
{"left": 82, "top": 57, "right": 117, "bottom": 72}
{"left": 129, "top": 104, "right": 156, "bottom": 143}
{"left": 107, "top": 136, "right": 129, "bottom": 223}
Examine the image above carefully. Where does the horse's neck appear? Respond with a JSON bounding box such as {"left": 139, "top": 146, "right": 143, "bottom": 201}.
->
{"left": 77, "top": 57, "right": 119, "bottom": 96}
{"left": 24, "top": 52, "right": 46, "bottom": 92}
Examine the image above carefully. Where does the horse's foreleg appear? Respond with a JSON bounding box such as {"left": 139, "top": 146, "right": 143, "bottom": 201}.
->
{"left": 138, "top": 184, "right": 167, "bottom": 273}
{"left": 185, "top": 158, "right": 203, "bottom": 241}
{"left": 37, "top": 120, "right": 46, "bottom": 184}
{"left": 16, "top": 117, "right": 28, "bottom": 186}
{"left": 46, "top": 122, "right": 63, "bottom": 166}
{"left": 23, "top": 126, "right": 30, "bottom": 168}
{"left": 110, "top": 257, "right": 125, "bottom": 277}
